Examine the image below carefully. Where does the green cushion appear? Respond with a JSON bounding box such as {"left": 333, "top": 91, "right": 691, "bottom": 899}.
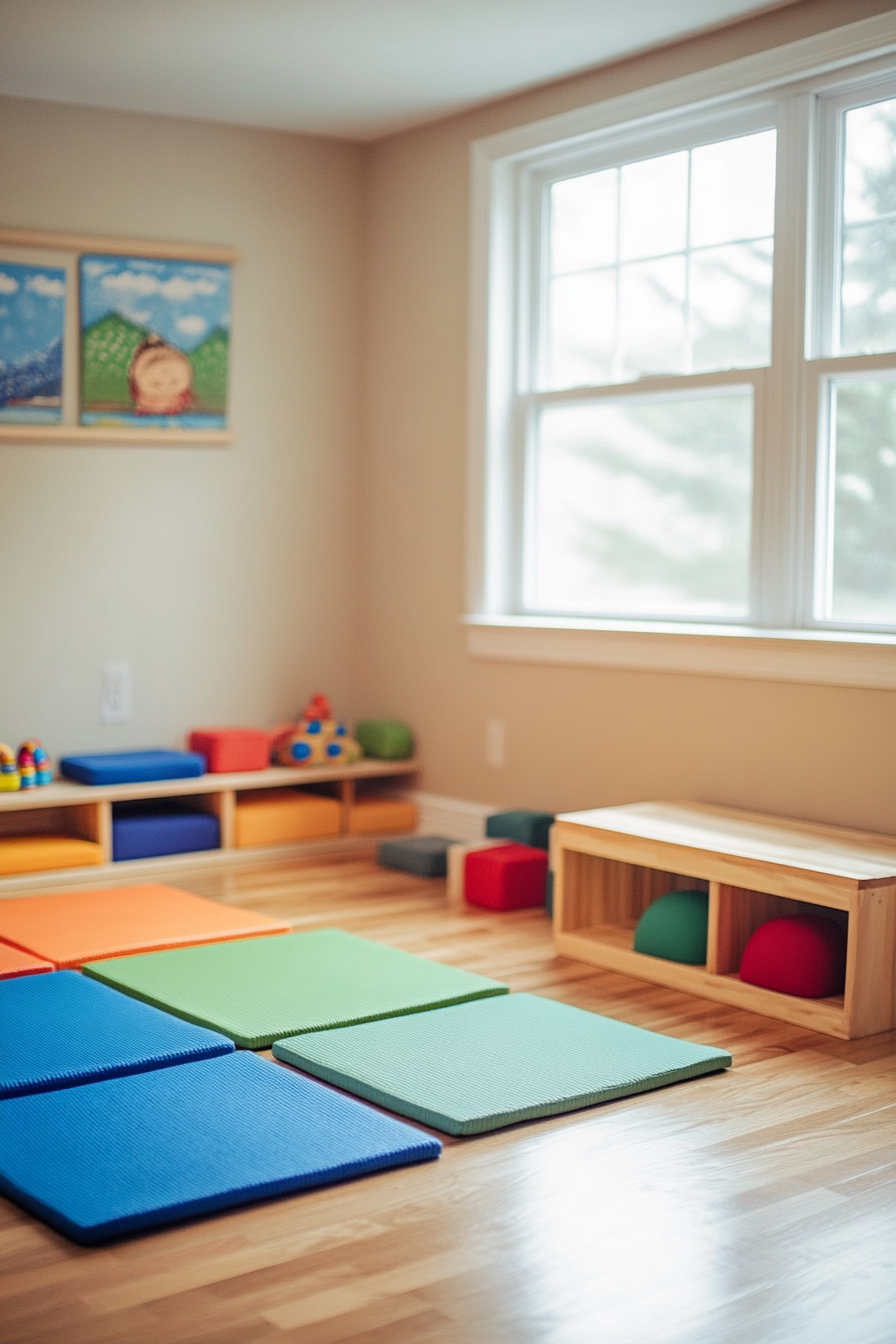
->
{"left": 274, "top": 993, "right": 731, "bottom": 1136}
{"left": 83, "top": 929, "right": 507, "bottom": 1049}
{"left": 633, "top": 890, "right": 709, "bottom": 965}
{"left": 355, "top": 720, "right": 414, "bottom": 760}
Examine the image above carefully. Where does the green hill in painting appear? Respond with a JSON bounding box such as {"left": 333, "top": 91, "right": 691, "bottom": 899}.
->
{"left": 81, "top": 313, "right": 229, "bottom": 417}
{"left": 81, "top": 312, "right": 148, "bottom": 410}
{"left": 189, "top": 327, "right": 229, "bottom": 414}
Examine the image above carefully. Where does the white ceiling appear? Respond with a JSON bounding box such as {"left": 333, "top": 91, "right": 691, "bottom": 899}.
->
{"left": 0, "top": 0, "right": 793, "bottom": 141}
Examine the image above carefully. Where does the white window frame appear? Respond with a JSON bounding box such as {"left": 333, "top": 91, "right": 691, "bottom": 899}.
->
{"left": 466, "top": 10, "right": 896, "bottom": 690}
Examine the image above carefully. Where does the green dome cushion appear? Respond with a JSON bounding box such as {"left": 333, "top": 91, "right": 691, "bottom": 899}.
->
{"left": 633, "top": 889, "right": 709, "bottom": 965}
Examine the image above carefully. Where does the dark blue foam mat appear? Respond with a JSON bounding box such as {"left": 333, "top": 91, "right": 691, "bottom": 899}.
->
{"left": 0, "top": 970, "right": 234, "bottom": 1099}
{"left": 0, "top": 1051, "right": 441, "bottom": 1243}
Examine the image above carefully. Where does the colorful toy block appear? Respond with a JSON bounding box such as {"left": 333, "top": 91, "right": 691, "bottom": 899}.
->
{"left": 464, "top": 843, "right": 549, "bottom": 911}
{"left": 485, "top": 809, "right": 554, "bottom": 851}
{"left": 377, "top": 835, "right": 452, "bottom": 877}
{"left": 188, "top": 727, "right": 270, "bottom": 773}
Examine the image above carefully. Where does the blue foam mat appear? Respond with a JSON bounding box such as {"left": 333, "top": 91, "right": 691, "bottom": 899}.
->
{"left": 0, "top": 970, "right": 234, "bottom": 1099}
{"left": 60, "top": 750, "right": 206, "bottom": 786}
{"left": 0, "top": 1052, "right": 441, "bottom": 1243}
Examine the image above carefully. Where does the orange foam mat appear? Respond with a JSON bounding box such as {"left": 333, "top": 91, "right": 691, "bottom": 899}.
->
{"left": 0, "top": 834, "right": 104, "bottom": 876}
{"left": 0, "top": 885, "right": 291, "bottom": 969}
{"left": 0, "top": 942, "right": 54, "bottom": 979}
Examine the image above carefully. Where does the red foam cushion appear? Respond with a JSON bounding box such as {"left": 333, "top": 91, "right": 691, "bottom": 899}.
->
{"left": 464, "top": 843, "right": 548, "bottom": 911}
{"left": 739, "top": 914, "right": 847, "bottom": 998}
{"left": 188, "top": 729, "right": 270, "bottom": 773}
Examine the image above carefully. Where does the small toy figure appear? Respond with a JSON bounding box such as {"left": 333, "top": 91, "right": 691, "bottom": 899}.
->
{"left": 0, "top": 743, "right": 20, "bottom": 792}
{"left": 128, "top": 334, "right": 194, "bottom": 416}
{"left": 274, "top": 694, "right": 362, "bottom": 769}
{"left": 21, "top": 739, "right": 53, "bottom": 786}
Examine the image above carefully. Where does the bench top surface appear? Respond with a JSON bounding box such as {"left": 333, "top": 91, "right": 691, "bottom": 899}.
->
{"left": 555, "top": 801, "right": 896, "bottom": 884}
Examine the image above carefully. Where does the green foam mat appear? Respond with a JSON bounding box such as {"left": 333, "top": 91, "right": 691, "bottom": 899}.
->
{"left": 273, "top": 993, "right": 732, "bottom": 1135}
{"left": 83, "top": 930, "right": 508, "bottom": 1049}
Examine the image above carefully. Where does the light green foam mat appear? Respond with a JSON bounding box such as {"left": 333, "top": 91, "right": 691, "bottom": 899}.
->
{"left": 273, "top": 993, "right": 732, "bottom": 1135}
{"left": 83, "top": 930, "right": 508, "bottom": 1049}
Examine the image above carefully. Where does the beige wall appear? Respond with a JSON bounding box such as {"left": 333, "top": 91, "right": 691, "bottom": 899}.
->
{"left": 0, "top": 97, "right": 363, "bottom": 758}
{"left": 360, "top": 0, "right": 896, "bottom": 835}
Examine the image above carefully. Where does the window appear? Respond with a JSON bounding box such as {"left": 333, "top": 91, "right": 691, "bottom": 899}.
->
{"left": 469, "top": 15, "right": 896, "bottom": 675}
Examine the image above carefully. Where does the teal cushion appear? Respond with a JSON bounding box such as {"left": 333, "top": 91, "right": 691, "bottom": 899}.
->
{"left": 633, "top": 890, "right": 709, "bottom": 965}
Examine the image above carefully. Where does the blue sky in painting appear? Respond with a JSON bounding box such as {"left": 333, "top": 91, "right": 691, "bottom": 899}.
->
{"left": 0, "top": 261, "right": 66, "bottom": 365}
{"left": 80, "top": 254, "right": 231, "bottom": 352}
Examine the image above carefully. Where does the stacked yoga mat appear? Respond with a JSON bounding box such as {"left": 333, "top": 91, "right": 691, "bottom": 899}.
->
{"left": 0, "top": 882, "right": 731, "bottom": 1244}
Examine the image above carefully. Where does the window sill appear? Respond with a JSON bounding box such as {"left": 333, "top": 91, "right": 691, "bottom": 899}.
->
{"left": 463, "top": 615, "right": 896, "bottom": 690}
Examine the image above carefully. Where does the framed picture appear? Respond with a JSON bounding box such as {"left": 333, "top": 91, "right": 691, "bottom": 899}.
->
{"left": 0, "top": 258, "right": 67, "bottom": 424}
{"left": 80, "top": 254, "right": 230, "bottom": 430}
{"left": 0, "top": 227, "right": 236, "bottom": 444}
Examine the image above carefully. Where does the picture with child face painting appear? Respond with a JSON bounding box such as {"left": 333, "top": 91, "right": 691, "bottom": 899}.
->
{"left": 0, "top": 260, "right": 66, "bottom": 424}
{"left": 79, "top": 254, "right": 230, "bottom": 429}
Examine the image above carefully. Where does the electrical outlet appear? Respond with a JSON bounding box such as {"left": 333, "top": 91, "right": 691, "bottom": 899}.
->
{"left": 100, "top": 662, "right": 132, "bottom": 725}
{"left": 485, "top": 717, "right": 505, "bottom": 769}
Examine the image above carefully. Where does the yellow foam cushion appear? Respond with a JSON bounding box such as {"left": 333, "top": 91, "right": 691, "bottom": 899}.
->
{"left": 0, "top": 834, "right": 104, "bottom": 876}
{"left": 234, "top": 790, "right": 342, "bottom": 847}
{"left": 348, "top": 799, "right": 418, "bottom": 836}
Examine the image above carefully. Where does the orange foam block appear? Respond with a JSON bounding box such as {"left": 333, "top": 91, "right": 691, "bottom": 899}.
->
{"left": 0, "top": 941, "right": 54, "bottom": 979}
{"left": 0, "top": 834, "right": 104, "bottom": 876}
{"left": 234, "top": 790, "right": 342, "bottom": 848}
{"left": 0, "top": 885, "right": 291, "bottom": 969}
{"left": 348, "top": 799, "right": 418, "bottom": 836}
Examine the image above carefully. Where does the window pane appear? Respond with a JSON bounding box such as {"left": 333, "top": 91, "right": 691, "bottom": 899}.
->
{"left": 690, "top": 131, "right": 777, "bottom": 247}
{"left": 821, "top": 378, "right": 896, "bottom": 625}
{"left": 619, "top": 151, "right": 688, "bottom": 261}
{"left": 690, "top": 239, "right": 773, "bottom": 372}
{"left": 551, "top": 170, "right": 617, "bottom": 274}
{"left": 543, "top": 129, "right": 775, "bottom": 388}
{"left": 618, "top": 257, "right": 686, "bottom": 379}
{"left": 839, "top": 98, "right": 896, "bottom": 355}
{"left": 549, "top": 271, "right": 616, "bottom": 387}
{"left": 526, "top": 392, "right": 753, "bottom": 618}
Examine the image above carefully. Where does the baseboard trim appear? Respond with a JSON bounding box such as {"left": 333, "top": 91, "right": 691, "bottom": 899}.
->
{"left": 408, "top": 791, "right": 495, "bottom": 841}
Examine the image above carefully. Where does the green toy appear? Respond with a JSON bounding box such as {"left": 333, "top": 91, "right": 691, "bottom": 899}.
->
{"left": 355, "top": 720, "right": 414, "bottom": 760}
{"left": 633, "top": 889, "right": 709, "bottom": 965}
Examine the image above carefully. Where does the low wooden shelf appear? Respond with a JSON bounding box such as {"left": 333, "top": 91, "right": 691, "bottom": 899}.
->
{"left": 0, "top": 760, "right": 419, "bottom": 894}
{"left": 552, "top": 800, "right": 896, "bottom": 1039}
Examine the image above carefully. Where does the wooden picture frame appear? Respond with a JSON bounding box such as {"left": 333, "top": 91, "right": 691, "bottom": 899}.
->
{"left": 0, "top": 227, "right": 237, "bottom": 445}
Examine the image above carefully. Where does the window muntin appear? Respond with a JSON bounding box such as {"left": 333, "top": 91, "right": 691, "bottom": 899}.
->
{"left": 545, "top": 129, "right": 776, "bottom": 389}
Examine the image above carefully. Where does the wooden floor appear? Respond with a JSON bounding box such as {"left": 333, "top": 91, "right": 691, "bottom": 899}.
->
{"left": 3, "top": 850, "right": 896, "bottom": 1344}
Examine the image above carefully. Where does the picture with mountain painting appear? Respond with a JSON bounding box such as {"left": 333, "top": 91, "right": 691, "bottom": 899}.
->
{"left": 0, "top": 261, "right": 66, "bottom": 424}
{"left": 80, "top": 254, "right": 230, "bottom": 429}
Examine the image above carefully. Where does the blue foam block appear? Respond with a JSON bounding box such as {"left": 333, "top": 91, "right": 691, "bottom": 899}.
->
{"left": 0, "top": 1052, "right": 441, "bottom": 1243}
{"left": 112, "top": 803, "right": 220, "bottom": 861}
{"left": 0, "top": 969, "right": 234, "bottom": 1099}
{"left": 60, "top": 750, "right": 206, "bottom": 787}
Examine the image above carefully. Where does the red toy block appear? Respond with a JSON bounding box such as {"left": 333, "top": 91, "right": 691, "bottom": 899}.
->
{"left": 464, "top": 843, "right": 548, "bottom": 911}
{"left": 188, "top": 728, "right": 270, "bottom": 774}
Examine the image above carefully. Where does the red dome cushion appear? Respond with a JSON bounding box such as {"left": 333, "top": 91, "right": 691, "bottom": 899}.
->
{"left": 739, "top": 914, "right": 847, "bottom": 998}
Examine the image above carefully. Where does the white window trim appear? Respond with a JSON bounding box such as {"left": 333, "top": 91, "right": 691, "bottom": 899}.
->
{"left": 467, "top": 10, "right": 896, "bottom": 689}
